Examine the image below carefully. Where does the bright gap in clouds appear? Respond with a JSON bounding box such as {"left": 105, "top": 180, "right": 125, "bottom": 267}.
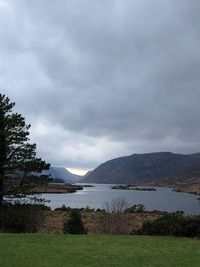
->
{"left": 66, "top": 168, "right": 89, "bottom": 176}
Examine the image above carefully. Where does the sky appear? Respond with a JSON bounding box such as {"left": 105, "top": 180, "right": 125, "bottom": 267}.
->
{"left": 1, "top": 0, "right": 200, "bottom": 171}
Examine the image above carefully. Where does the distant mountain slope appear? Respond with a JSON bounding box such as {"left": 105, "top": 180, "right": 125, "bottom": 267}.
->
{"left": 83, "top": 152, "right": 200, "bottom": 185}
{"left": 84, "top": 170, "right": 93, "bottom": 177}
{"left": 43, "top": 167, "right": 82, "bottom": 183}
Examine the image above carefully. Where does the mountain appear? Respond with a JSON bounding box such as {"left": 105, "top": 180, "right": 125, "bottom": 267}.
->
{"left": 43, "top": 167, "right": 83, "bottom": 183}
{"left": 82, "top": 152, "right": 200, "bottom": 185}
{"left": 84, "top": 170, "right": 93, "bottom": 177}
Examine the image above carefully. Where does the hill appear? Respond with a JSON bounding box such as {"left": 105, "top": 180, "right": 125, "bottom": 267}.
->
{"left": 43, "top": 167, "right": 82, "bottom": 183}
{"left": 83, "top": 152, "right": 200, "bottom": 185}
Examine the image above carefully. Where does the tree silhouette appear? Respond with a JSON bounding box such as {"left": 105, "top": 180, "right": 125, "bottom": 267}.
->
{"left": 64, "top": 210, "right": 86, "bottom": 234}
{"left": 0, "top": 93, "right": 50, "bottom": 204}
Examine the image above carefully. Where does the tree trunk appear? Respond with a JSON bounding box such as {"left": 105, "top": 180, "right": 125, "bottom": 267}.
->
{"left": 0, "top": 167, "right": 4, "bottom": 205}
{"left": 0, "top": 129, "right": 6, "bottom": 205}
{"left": 0, "top": 113, "right": 6, "bottom": 204}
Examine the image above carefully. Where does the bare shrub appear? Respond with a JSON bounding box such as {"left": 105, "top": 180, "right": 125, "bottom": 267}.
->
{"left": 100, "top": 197, "right": 130, "bottom": 234}
{"left": 104, "top": 197, "right": 130, "bottom": 213}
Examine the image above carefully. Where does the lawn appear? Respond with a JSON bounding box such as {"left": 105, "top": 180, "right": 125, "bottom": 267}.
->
{"left": 0, "top": 234, "right": 199, "bottom": 267}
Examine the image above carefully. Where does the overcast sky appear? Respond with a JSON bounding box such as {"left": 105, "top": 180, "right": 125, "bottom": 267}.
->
{"left": 1, "top": 0, "right": 200, "bottom": 170}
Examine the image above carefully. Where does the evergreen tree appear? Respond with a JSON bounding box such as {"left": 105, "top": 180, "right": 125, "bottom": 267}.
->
{"left": 0, "top": 93, "right": 50, "bottom": 203}
{"left": 64, "top": 210, "right": 86, "bottom": 234}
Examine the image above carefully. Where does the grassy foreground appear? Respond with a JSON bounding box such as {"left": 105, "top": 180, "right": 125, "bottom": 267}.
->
{"left": 0, "top": 234, "right": 199, "bottom": 267}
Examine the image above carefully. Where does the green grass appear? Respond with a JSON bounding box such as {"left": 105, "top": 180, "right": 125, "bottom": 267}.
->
{"left": 0, "top": 234, "right": 199, "bottom": 267}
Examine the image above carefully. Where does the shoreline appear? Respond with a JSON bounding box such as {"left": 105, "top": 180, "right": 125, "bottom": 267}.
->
{"left": 32, "top": 183, "right": 83, "bottom": 194}
{"left": 173, "top": 184, "right": 200, "bottom": 195}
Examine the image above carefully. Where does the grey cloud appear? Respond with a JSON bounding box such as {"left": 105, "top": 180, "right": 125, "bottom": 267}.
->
{"left": 1, "top": 0, "right": 200, "bottom": 168}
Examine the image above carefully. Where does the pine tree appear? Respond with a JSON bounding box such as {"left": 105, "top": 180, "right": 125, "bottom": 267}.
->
{"left": 64, "top": 210, "right": 86, "bottom": 234}
{"left": 0, "top": 93, "right": 50, "bottom": 203}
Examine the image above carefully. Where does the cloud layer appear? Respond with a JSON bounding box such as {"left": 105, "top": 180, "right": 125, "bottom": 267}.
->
{"left": 1, "top": 0, "right": 200, "bottom": 168}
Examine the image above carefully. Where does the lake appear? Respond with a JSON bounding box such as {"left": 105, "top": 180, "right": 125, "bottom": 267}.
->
{"left": 41, "top": 184, "right": 200, "bottom": 215}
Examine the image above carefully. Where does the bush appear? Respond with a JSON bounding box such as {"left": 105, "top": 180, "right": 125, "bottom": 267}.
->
{"left": 182, "top": 215, "right": 200, "bottom": 237}
{"left": 124, "top": 204, "right": 146, "bottom": 213}
{"left": 0, "top": 203, "right": 48, "bottom": 233}
{"left": 137, "top": 212, "right": 200, "bottom": 237}
{"left": 63, "top": 210, "right": 86, "bottom": 234}
{"left": 101, "top": 198, "right": 130, "bottom": 234}
{"left": 54, "top": 205, "right": 72, "bottom": 212}
{"left": 83, "top": 206, "right": 95, "bottom": 212}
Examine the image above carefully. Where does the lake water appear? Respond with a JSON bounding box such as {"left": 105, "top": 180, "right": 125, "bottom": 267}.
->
{"left": 41, "top": 184, "right": 200, "bottom": 215}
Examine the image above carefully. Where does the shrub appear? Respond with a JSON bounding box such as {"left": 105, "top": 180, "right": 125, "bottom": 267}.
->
{"left": 63, "top": 210, "right": 86, "bottom": 234}
{"left": 101, "top": 198, "right": 130, "bottom": 234}
{"left": 54, "top": 205, "right": 72, "bottom": 212}
{"left": 182, "top": 215, "right": 200, "bottom": 237}
{"left": 83, "top": 206, "right": 95, "bottom": 212}
{"left": 124, "top": 204, "right": 146, "bottom": 213}
{"left": 0, "top": 203, "right": 48, "bottom": 233}
{"left": 137, "top": 212, "right": 200, "bottom": 237}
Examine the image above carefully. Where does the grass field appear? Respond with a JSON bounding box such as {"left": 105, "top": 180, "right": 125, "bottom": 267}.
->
{"left": 0, "top": 234, "right": 199, "bottom": 267}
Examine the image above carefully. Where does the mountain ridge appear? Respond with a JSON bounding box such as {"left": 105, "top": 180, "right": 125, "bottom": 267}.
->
{"left": 82, "top": 152, "right": 200, "bottom": 185}
{"left": 43, "top": 166, "right": 83, "bottom": 183}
